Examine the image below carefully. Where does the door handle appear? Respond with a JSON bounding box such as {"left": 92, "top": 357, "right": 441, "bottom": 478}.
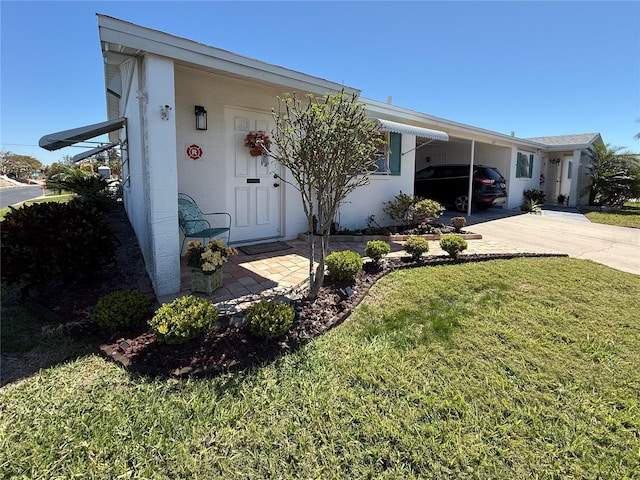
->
{"left": 273, "top": 182, "right": 280, "bottom": 188}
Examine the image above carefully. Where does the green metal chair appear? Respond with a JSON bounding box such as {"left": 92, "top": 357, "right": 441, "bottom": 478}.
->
{"left": 178, "top": 193, "right": 231, "bottom": 253}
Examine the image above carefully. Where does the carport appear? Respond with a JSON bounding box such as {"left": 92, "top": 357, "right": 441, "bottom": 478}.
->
{"left": 412, "top": 136, "right": 511, "bottom": 216}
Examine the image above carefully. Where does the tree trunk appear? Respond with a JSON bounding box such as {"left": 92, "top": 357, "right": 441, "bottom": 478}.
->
{"left": 309, "top": 231, "right": 329, "bottom": 299}
{"left": 307, "top": 213, "right": 316, "bottom": 296}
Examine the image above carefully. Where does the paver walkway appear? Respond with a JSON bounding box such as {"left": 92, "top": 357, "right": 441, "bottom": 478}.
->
{"left": 160, "top": 206, "right": 638, "bottom": 311}
{"left": 164, "top": 210, "right": 550, "bottom": 309}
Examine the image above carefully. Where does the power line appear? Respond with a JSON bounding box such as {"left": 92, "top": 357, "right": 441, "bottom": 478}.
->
{"left": 1, "top": 142, "right": 102, "bottom": 149}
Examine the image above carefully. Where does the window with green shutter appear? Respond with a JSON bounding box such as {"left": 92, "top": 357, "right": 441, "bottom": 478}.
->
{"left": 389, "top": 132, "right": 401, "bottom": 176}
{"left": 516, "top": 152, "right": 533, "bottom": 178}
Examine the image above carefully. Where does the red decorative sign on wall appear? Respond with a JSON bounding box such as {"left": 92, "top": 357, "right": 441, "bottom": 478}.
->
{"left": 186, "top": 144, "right": 203, "bottom": 160}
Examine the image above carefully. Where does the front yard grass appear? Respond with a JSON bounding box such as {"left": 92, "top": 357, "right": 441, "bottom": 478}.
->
{"left": 1, "top": 257, "right": 639, "bottom": 479}
{"left": 581, "top": 201, "right": 640, "bottom": 228}
{"left": 0, "top": 193, "right": 74, "bottom": 220}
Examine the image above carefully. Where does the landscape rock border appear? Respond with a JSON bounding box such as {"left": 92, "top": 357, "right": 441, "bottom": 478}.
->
{"left": 297, "top": 232, "right": 482, "bottom": 242}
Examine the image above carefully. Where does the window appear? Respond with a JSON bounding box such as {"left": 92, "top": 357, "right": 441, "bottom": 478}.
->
{"left": 516, "top": 152, "right": 534, "bottom": 178}
{"left": 372, "top": 131, "right": 402, "bottom": 175}
{"left": 567, "top": 161, "right": 572, "bottom": 179}
{"left": 372, "top": 131, "right": 390, "bottom": 174}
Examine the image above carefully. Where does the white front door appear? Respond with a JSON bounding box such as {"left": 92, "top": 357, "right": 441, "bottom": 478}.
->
{"left": 225, "top": 107, "right": 282, "bottom": 243}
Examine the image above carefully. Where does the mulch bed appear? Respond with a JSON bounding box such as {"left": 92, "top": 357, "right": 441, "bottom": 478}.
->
{"left": 99, "top": 252, "right": 568, "bottom": 378}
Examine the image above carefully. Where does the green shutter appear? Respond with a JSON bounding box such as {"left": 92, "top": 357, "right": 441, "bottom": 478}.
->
{"left": 389, "top": 132, "right": 401, "bottom": 176}
{"left": 516, "top": 152, "right": 522, "bottom": 178}
{"left": 528, "top": 154, "right": 534, "bottom": 178}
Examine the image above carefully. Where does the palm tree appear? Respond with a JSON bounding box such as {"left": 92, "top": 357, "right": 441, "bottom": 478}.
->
{"left": 584, "top": 143, "right": 640, "bottom": 206}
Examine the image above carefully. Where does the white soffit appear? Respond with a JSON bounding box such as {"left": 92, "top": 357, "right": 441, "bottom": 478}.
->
{"left": 39, "top": 117, "right": 126, "bottom": 151}
{"left": 375, "top": 119, "right": 449, "bottom": 142}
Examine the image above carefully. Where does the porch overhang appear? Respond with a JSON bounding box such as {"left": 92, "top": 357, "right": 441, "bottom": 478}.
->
{"left": 39, "top": 117, "right": 126, "bottom": 151}
{"left": 374, "top": 118, "right": 449, "bottom": 142}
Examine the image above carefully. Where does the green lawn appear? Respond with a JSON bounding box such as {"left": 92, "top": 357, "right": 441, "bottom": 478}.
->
{"left": 581, "top": 201, "right": 640, "bottom": 228}
{"left": 0, "top": 193, "right": 75, "bottom": 221}
{"left": 1, "top": 258, "right": 639, "bottom": 479}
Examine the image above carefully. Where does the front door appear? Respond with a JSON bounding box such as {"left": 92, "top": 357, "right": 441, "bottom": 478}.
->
{"left": 225, "top": 107, "right": 282, "bottom": 243}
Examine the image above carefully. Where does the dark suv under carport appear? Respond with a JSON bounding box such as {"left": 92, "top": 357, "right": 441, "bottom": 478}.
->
{"left": 414, "top": 164, "right": 507, "bottom": 212}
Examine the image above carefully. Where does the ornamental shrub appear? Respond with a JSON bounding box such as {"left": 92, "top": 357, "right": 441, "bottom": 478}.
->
{"left": 246, "top": 299, "right": 295, "bottom": 339}
{"left": 383, "top": 192, "right": 444, "bottom": 228}
{"left": 149, "top": 295, "right": 219, "bottom": 344}
{"left": 451, "top": 216, "right": 466, "bottom": 232}
{"left": 325, "top": 250, "right": 363, "bottom": 282}
{"left": 365, "top": 240, "right": 391, "bottom": 263}
{"left": 403, "top": 236, "right": 429, "bottom": 261}
{"left": 413, "top": 198, "right": 445, "bottom": 222}
{"left": 0, "top": 201, "right": 115, "bottom": 286}
{"left": 523, "top": 189, "right": 546, "bottom": 205}
{"left": 382, "top": 191, "right": 415, "bottom": 227}
{"left": 47, "top": 169, "right": 117, "bottom": 210}
{"left": 90, "top": 289, "right": 153, "bottom": 329}
{"left": 439, "top": 235, "right": 468, "bottom": 258}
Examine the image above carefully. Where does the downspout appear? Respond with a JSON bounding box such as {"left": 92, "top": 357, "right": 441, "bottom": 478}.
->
{"left": 467, "top": 140, "right": 475, "bottom": 217}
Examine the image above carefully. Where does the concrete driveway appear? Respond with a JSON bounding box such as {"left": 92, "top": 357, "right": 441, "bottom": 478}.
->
{"left": 459, "top": 208, "right": 640, "bottom": 276}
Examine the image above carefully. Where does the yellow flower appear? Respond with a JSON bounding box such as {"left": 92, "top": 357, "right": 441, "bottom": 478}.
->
{"left": 202, "top": 262, "right": 216, "bottom": 272}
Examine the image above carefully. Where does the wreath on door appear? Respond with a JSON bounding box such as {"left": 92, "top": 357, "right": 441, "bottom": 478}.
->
{"left": 244, "top": 131, "right": 270, "bottom": 156}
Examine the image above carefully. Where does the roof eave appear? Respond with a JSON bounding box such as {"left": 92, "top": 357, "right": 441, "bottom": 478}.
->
{"left": 97, "top": 14, "right": 359, "bottom": 119}
{"left": 364, "top": 98, "right": 548, "bottom": 149}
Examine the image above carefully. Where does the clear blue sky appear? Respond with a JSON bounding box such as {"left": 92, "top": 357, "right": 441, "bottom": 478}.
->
{"left": 2, "top": 1, "right": 639, "bottom": 165}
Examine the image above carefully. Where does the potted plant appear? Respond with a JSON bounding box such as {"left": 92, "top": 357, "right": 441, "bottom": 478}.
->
{"left": 186, "top": 239, "right": 237, "bottom": 294}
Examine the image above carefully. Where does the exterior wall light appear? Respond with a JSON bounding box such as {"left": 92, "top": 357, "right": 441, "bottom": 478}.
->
{"left": 195, "top": 105, "right": 207, "bottom": 130}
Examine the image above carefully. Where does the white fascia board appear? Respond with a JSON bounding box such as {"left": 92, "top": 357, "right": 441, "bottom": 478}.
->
{"left": 364, "top": 97, "right": 548, "bottom": 150}
{"left": 97, "top": 15, "right": 358, "bottom": 97}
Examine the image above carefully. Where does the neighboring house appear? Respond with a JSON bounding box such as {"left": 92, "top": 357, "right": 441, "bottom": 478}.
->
{"left": 525, "top": 133, "right": 604, "bottom": 205}
{"left": 39, "top": 16, "right": 606, "bottom": 296}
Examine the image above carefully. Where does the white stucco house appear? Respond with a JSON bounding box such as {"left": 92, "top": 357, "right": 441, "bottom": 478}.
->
{"left": 39, "top": 16, "right": 604, "bottom": 297}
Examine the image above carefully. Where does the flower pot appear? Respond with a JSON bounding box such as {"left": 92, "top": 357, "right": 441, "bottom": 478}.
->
{"left": 250, "top": 147, "right": 262, "bottom": 157}
{"left": 191, "top": 268, "right": 223, "bottom": 294}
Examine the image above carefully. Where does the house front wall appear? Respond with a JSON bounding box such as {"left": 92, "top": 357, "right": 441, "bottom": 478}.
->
{"left": 339, "top": 134, "right": 417, "bottom": 230}
{"left": 507, "top": 148, "right": 543, "bottom": 209}
{"left": 174, "top": 65, "right": 415, "bottom": 239}
{"left": 174, "top": 66, "right": 308, "bottom": 243}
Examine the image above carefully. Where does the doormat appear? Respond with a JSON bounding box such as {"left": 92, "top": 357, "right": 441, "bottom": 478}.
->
{"left": 237, "top": 241, "right": 293, "bottom": 256}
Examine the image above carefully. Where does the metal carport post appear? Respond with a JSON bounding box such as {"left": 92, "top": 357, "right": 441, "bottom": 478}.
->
{"left": 466, "top": 140, "right": 475, "bottom": 217}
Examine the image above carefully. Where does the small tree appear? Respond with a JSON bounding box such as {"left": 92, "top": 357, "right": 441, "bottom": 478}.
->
{"left": 267, "top": 91, "right": 385, "bottom": 299}
{"left": 583, "top": 144, "right": 640, "bottom": 207}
